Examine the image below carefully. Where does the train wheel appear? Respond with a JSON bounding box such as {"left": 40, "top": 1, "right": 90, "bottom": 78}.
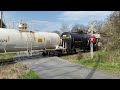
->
{"left": 42, "top": 52, "right": 46, "bottom": 56}
{"left": 72, "top": 49, "right": 77, "bottom": 54}
{"left": 48, "top": 51, "right": 54, "bottom": 57}
{"left": 83, "top": 47, "right": 86, "bottom": 52}
{"left": 66, "top": 49, "right": 71, "bottom": 55}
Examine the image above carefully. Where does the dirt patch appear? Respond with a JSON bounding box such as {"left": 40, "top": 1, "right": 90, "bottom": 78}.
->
{"left": 0, "top": 64, "right": 28, "bottom": 79}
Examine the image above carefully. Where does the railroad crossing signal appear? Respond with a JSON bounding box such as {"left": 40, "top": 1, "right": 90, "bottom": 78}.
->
{"left": 89, "top": 35, "right": 96, "bottom": 43}
{"left": 88, "top": 23, "right": 96, "bottom": 59}
{"left": 90, "top": 43, "right": 93, "bottom": 48}
{"left": 88, "top": 23, "right": 96, "bottom": 34}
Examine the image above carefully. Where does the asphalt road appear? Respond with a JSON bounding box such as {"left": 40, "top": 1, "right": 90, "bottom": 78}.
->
{"left": 17, "top": 55, "right": 120, "bottom": 79}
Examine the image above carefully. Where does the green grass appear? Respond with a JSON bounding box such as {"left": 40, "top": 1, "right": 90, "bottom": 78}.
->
{"left": 0, "top": 53, "right": 15, "bottom": 62}
{"left": 79, "top": 59, "right": 120, "bottom": 75}
{"left": 20, "top": 70, "right": 40, "bottom": 79}
{"left": 62, "top": 50, "right": 120, "bottom": 75}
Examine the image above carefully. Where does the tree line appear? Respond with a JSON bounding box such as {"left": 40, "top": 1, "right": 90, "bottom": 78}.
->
{"left": 53, "top": 11, "right": 120, "bottom": 50}
{"left": 53, "top": 20, "right": 104, "bottom": 35}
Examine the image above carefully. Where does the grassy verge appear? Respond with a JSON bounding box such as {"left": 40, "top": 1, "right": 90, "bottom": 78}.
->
{"left": 20, "top": 70, "right": 40, "bottom": 79}
{"left": 0, "top": 53, "right": 40, "bottom": 79}
{"left": 0, "top": 63, "right": 40, "bottom": 79}
{"left": 62, "top": 50, "right": 120, "bottom": 75}
{"left": 0, "top": 53, "right": 16, "bottom": 62}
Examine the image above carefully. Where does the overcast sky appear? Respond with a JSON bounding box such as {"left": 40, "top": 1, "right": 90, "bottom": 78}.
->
{"left": 3, "top": 11, "right": 112, "bottom": 32}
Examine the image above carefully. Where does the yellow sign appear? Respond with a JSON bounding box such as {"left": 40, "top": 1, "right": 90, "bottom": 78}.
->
{"left": 63, "top": 35, "right": 67, "bottom": 37}
{"left": 38, "top": 38, "right": 42, "bottom": 42}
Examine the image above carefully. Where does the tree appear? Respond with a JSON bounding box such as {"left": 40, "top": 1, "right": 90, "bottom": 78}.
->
{"left": 60, "top": 24, "right": 69, "bottom": 33}
{"left": 109, "top": 11, "right": 120, "bottom": 34}
{"left": 71, "top": 24, "right": 80, "bottom": 32}
{"left": 99, "top": 11, "right": 120, "bottom": 50}
{"left": 71, "top": 24, "right": 87, "bottom": 33}
{"left": 53, "top": 30, "right": 61, "bottom": 35}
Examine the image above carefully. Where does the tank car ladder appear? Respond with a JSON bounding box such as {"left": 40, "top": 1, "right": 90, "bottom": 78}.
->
{"left": 26, "top": 31, "right": 33, "bottom": 56}
{"left": 29, "top": 32, "right": 33, "bottom": 56}
{"left": 2, "top": 44, "right": 6, "bottom": 53}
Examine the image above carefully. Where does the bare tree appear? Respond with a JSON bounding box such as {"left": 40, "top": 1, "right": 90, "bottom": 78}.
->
{"left": 53, "top": 30, "right": 61, "bottom": 35}
{"left": 60, "top": 23, "right": 69, "bottom": 33}
{"left": 71, "top": 24, "right": 87, "bottom": 33}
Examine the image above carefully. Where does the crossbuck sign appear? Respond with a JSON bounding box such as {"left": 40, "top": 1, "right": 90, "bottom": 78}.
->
{"left": 88, "top": 23, "right": 96, "bottom": 58}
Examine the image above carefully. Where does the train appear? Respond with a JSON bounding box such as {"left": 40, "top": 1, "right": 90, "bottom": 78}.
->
{"left": 0, "top": 23, "right": 101, "bottom": 57}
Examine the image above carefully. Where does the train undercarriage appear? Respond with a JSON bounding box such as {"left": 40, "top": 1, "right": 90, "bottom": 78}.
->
{"left": 41, "top": 38, "right": 102, "bottom": 57}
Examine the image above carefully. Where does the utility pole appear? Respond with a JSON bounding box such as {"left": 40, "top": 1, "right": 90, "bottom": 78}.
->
{"left": 1, "top": 11, "right": 3, "bottom": 28}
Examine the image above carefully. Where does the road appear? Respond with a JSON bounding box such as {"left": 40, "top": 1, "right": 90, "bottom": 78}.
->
{"left": 16, "top": 55, "right": 120, "bottom": 79}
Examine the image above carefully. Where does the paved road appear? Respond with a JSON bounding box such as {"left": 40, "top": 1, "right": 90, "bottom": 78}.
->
{"left": 17, "top": 55, "right": 120, "bottom": 79}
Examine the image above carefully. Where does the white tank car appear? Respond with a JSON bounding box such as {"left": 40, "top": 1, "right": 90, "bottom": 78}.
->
{"left": 0, "top": 28, "right": 60, "bottom": 52}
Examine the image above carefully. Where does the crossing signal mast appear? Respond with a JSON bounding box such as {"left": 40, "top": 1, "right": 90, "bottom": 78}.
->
{"left": 88, "top": 23, "right": 96, "bottom": 59}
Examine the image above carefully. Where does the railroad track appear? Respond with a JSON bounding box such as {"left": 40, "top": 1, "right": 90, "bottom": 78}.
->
{"left": 0, "top": 53, "right": 45, "bottom": 66}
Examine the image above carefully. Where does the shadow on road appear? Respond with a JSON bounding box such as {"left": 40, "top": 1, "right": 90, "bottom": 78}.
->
{"left": 85, "top": 58, "right": 100, "bottom": 79}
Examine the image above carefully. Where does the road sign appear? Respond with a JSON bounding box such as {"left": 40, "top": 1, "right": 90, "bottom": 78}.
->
{"left": 89, "top": 35, "right": 96, "bottom": 43}
{"left": 90, "top": 43, "right": 93, "bottom": 48}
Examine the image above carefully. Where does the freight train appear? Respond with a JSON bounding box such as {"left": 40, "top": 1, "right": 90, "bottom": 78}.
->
{"left": 0, "top": 23, "right": 101, "bottom": 57}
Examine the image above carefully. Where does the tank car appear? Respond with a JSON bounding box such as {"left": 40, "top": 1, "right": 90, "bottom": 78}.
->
{"left": 0, "top": 28, "right": 60, "bottom": 54}
{"left": 60, "top": 32, "right": 101, "bottom": 54}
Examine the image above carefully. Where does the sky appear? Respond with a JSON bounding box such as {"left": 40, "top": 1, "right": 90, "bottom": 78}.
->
{"left": 2, "top": 11, "right": 112, "bottom": 32}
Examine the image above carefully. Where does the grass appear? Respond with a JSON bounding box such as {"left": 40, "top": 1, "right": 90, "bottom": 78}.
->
{"left": 0, "top": 53, "right": 40, "bottom": 79}
{"left": 20, "top": 70, "right": 40, "bottom": 79}
{"left": 62, "top": 50, "right": 120, "bottom": 75}
{"left": 0, "top": 63, "right": 40, "bottom": 79}
{"left": 0, "top": 53, "right": 16, "bottom": 62}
